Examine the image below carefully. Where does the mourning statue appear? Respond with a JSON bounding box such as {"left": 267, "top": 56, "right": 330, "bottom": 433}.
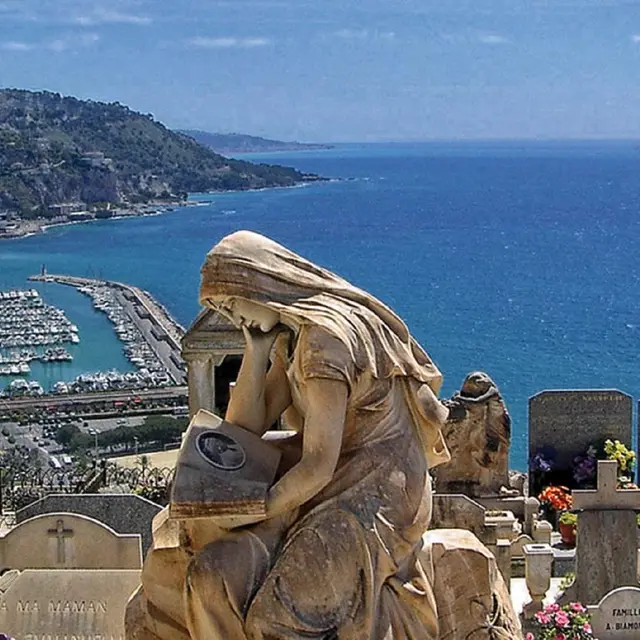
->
{"left": 433, "top": 371, "right": 512, "bottom": 497}
{"left": 126, "top": 232, "right": 522, "bottom": 639}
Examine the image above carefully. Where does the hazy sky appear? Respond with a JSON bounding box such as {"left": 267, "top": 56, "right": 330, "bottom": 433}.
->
{"left": 1, "top": 0, "right": 640, "bottom": 141}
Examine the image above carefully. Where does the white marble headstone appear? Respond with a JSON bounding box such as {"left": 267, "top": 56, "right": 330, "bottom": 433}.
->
{"left": 589, "top": 586, "right": 640, "bottom": 639}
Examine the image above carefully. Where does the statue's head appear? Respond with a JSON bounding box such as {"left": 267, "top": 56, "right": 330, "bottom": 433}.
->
{"left": 460, "top": 371, "right": 495, "bottom": 398}
{"left": 201, "top": 230, "right": 342, "bottom": 308}
{"left": 199, "top": 230, "right": 443, "bottom": 390}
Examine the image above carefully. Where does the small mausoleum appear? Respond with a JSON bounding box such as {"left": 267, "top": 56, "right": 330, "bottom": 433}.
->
{"left": 181, "top": 308, "right": 243, "bottom": 417}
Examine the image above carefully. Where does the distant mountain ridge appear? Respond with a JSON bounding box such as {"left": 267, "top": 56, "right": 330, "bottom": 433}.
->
{"left": 179, "top": 130, "right": 332, "bottom": 154}
{"left": 0, "top": 89, "right": 322, "bottom": 218}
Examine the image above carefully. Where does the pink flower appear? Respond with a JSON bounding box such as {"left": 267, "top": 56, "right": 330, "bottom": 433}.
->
{"left": 546, "top": 603, "right": 561, "bottom": 613}
{"left": 570, "top": 602, "right": 586, "bottom": 613}
{"left": 582, "top": 622, "right": 592, "bottom": 633}
{"left": 554, "top": 611, "right": 570, "bottom": 627}
{"left": 535, "top": 612, "right": 551, "bottom": 624}
{"left": 525, "top": 634, "right": 535, "bottom": 640}
{"left": 554, "top": 634, "right": 566, "bottom": 640}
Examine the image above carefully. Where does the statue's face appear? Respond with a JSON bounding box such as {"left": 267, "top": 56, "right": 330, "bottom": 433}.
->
{"left": 210, "top": 296, "right": 281, "bottom": 332}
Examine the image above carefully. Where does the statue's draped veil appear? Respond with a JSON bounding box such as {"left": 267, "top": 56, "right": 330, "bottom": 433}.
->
{"left": 200, "top": 230, "right": 443, "bottom": 393}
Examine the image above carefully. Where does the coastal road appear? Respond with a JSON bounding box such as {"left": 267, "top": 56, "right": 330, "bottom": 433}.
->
{"left": 0, "top": 385, "right": 188, "bottom": 412}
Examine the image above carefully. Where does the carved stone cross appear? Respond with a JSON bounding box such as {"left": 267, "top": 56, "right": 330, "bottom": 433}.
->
{"left": 572, "top": 460, "right": 640, "bottom": 511}
{"left": 47, "top": 518, "right": 74, "bottom": 564}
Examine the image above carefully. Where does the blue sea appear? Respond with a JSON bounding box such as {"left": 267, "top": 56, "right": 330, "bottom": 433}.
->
{"left": 3, "top": 140, "right": 640, "bottom": 470}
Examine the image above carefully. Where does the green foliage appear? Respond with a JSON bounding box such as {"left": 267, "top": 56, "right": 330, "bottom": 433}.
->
{"left": 54, "top": 415, "right": 187, "bottom": 454}
{"left": 0, "top": 89, "right": 317, "bottom": 216}
{"left": 604, "top": 439, "right": 636, "bottom": 473}
{"left": 558, "top": 572, "right": 575, "bottom": 591}
{"left": 558, "top": 511, "right": 577, "bottom": 525}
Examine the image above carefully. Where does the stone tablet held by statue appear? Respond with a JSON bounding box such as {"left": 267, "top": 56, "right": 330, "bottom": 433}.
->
{"left": 170, "top": 409, "right": 281, "bottom": 525}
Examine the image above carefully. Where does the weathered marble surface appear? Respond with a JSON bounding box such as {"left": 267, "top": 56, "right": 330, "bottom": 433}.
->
{"left": 425, "top": 529, "right": 523, "bottom": 639}
{"left": 128, "top": 231, "right": 518, "bottom": 639}
{"left": 434, "top": 372, "right": 512, "bottom": 497}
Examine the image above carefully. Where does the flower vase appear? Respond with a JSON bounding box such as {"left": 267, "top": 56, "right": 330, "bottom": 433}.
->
{"left": 540, "top": 504, "right": 555, "bottom": 525}
{"left": 559, "top": 522, "right": 576, "bottom": 546}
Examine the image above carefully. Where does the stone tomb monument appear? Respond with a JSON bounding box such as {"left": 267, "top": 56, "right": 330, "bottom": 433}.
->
{"left": 434, "top": 371, "right": 512, "bottom": 497}
{"left": 0, "top": 568, "right": 141, "bottom": 640}
{"left": 0, "top": 512, "right": 142, "bottom": 571}
{"left": 17, "top": 493, "right": 162, "bottom": 554}
{"left": 528, "top": 389, "right": 632, "bottom": 492}
{"left": 561, "top": 460, "right": 640, "bottom": 606}
{"left": 181, "top": 308, "right": 244, "bottom": 418}
{"left": 0, "top": 513, "right": 142, "bottom": 638}
{"left": 588, "top": 586, "right": 640, "bottom": 639}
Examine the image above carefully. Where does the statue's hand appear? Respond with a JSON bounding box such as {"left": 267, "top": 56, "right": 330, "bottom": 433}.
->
{"left": 242, "top": 324, "right": 286, "bottom": 361}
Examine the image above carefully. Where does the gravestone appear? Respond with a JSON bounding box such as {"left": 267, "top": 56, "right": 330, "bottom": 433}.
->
{"left": 0, "top": 568, "right": 140, "bottom": 639}
{"left": 0, "top": 513, "right": 142, "bottom": 571}
{"left": 17, "top": 493, "right": 162, "bottom": 554}
{"left": 561, "top": 460, "right": 640, "bottom": 605}
{"left": 528, "top": 389, "right": 632, "bottom": 492}
{"left": 588, "top": 586, "right": 640, "bottom": 639}
{"left": 431, "top": 494, "right": 486, "bottom": 538}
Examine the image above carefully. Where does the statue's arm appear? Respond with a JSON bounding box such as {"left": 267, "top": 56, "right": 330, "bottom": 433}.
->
{"left": 266, "top": 377, "right": 347, "bottom": 519}
{"left": 225, "top": 326, "right": 283, "bottom": 436}
{"left": 263, "top": 343, "right": 293, "bottom": 429}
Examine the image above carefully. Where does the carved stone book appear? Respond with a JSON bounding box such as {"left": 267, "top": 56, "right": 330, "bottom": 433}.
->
{"left": 169, "top": 409, "right": 281, "bottom": 523}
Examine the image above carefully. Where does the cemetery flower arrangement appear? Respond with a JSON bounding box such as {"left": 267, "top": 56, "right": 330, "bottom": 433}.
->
{"left": 530, "top": 448, "right": 555, "bottom": 474}
{"left": 604, "top": 439, "right": 635, "bottom": 474}
{"left": 538, "top": 485, "right": 573, "bottom": 511}
{"left": 526, "top": 601, "right": 597, "bottom": 639}
{"left": 558, "top": 511, "right": 577, "bottom": 526}
{"left": 573, "top": 446, "right": 598, "bottom": 487}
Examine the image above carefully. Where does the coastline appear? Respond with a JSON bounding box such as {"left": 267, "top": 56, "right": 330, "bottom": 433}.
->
{"left": 0, "top": 177, "right": 329, "bottom": 242}
{"left": 0, "top": 200, "right": 195, "bottom": 241}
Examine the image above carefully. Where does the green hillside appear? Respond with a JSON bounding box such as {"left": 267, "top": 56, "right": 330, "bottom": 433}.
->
{"left": 0, "top": 89, "right": 320, "bottom": 218}
{"left": 179, "top": 130, "right": 332, "bottom": 154}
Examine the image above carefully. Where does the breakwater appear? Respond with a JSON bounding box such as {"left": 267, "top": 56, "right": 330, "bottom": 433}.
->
{"left": 29, "top": 273, "right": 187, "bottom": 387}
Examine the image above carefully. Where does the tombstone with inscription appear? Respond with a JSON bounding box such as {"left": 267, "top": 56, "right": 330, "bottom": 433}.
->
{"left": 588, "top": 586, "right": 640, "bottom": 639}
{"left": 0, "top": 568, "right": 141, "bottom": 640}
{"left": 560, "top": 460, "right": 640, "bottom": 606}
{"left": 528, "top": 389, "right": 632, "bottom": 494}
{"left": 0, "top": 514, "right": 142, "bottom": 639}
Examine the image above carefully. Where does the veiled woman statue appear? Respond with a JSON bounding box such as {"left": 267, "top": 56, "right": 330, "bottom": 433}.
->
{"left": 186, "top": 230, "right": 451, "bottom": 639}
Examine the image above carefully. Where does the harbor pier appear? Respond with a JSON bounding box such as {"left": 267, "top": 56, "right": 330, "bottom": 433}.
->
{"left": 29, "top": 273, "right": 187, "bottom": 385}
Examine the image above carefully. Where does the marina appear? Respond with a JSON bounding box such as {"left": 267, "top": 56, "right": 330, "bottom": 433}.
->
{"left": 28, "top": 273, "right": 187, "bottom": 388}
{"left": 0, "top": 274, "right": 187, "bottom": 397}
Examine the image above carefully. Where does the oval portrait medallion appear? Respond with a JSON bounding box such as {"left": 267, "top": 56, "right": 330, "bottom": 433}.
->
{"left": 196, "top": 431, "right": 247, "bottom": 471}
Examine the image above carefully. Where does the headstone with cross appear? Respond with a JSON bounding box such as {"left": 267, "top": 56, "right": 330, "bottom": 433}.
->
{"left": 560, "top": 460, "right": 640, "bottom": 605}
{"left": 0, "top": 512, "right": 142, "bottom": 570}
{"left": 47, "top": 518, "right": 74, "bottom": 564}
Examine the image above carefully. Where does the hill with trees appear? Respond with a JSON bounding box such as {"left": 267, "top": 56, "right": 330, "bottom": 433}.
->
{"left": 0, "top": 89, "right": 322, "bottom": 218}
{"left": 179, "top": 130, "right": 332, "bottom": 154}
